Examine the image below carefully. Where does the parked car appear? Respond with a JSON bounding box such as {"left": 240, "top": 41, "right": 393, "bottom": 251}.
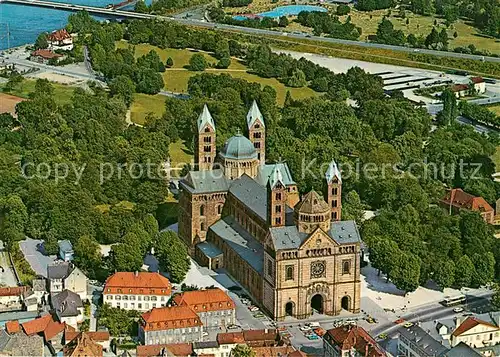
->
{"left": 227, "top": 324, "right": 240, "bottom": 330}
{"left": 202, "top": 331, "right": 209, "bottom": 337}
{"left": 249, "top": 306, "right": 259, "bottom": 312}
{"left": 453, "top": 307, "right": 464, "bottom": 313}
{"left": 299, "top": 326, "right": 311, "bottom": 332}
{"left": 313, "top": 327, "right": 326, "bottom": 337}
{"left": 403, "top": 322, "right": 414, "bottom": 328}
{"left": 378, "top": 333, "right": 388, "bottom": 340}
{"left": 228, "top": 286, "right": 242, "bottom": 292}
{"left": 306, "top": 333, "right": 319, "bottom": 340}
{"left": 306, "top": 322, "right": 321, "bottom": 328}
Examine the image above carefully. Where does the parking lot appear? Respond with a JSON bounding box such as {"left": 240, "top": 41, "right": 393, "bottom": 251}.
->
{"left": 19, "top": 238, "right": 56, "bottom": 277}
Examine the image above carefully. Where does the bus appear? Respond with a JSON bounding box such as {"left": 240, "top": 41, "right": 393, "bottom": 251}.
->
{"left": 442, "top": 294, "right": 466, "bottom": 307}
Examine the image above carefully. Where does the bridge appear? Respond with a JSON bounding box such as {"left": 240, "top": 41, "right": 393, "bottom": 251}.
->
{"left": 108, "top": 0, "right": 138, "bottom": 10}
{"left": 1, "top": 0, "right": 154, "bottom": 18}
{"left": 2, "top": 0, "right": 500, "bottom": 64}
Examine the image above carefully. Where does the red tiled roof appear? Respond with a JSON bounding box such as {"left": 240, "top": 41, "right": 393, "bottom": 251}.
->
{"left": 65, "top": 330, "right": 110, "bottom": 343}
{"left": 44, "top": 319, "right": 66, "bottom": 341}
{"left": 5, "top": 320, "right": 20, "bottom": 334}
{"left": 0, "top": 286, "right": 27, "bottom": 297}
{"left": 31, "top": 49, "right": 62, "bottom": 60}
{"left": 326, "top": 325, "right": 386, "bottom": 357}
{"left": 21, "top": 314, "right": 53, "bottom": 335}
{"left": 63, "top": 332, "right": 103, "bottom": 357}
{"left": 104, "top": 272, "right": 171, "bottom": 296}
{"left": 451, "top": 84, "right": 469, "bottom": 92}
{"left": 288, "top": 351, "right": 308, "bottom": 357}
{"left": 217, "top": 332, "right": 245, "bottom": 345}
{"left": 441, "top": 188, "right": 494, "bottom": 213}
{"left": 47, "top": 29, "right": 71, "bottom": 42}
{"left": 137, "top": 343, "right": 193, "bottom": 357}
{"left": 243, "top": 329, "right": 279, "bottom": 343}
{"left": 140, "top": 306, "right": 202, "bottom": 332}
{"left": 452, "top": 317, "right": 499, "bottom": 337}
{"left": 173, "top": 288, "right": 235, "bottom": 313}
{"left": 471, "top": 77, "right": 484, "bottom": 84}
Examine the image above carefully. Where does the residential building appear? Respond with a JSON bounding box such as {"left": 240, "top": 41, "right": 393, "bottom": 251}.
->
{"left": 451, "top": 84, "right": 469, "bottom": 98}
{"left": 242, "top": 329, "right": 280, "bottom": 347}
{"left": 451, "top": 315, "right": 500, "bottom": 349}
{"left": 30, "top": 278, "right": 48, "bottom": 306}
{"left": 0, "top": 287, "right": 28, "bottom": 312}
{"left": 172, "top": 288, "right": 235, "bottom": 331}
{"left": 64, "top": 330, "right": 111, "bottom": 352}
{"left": 30, "top": 49, "right": 62, "bottom": 64}
{"left": 51, "top": 289, "right": 84, "bottom": 329}
{"left": 444, "top": 342, "right": 481, "bottom": 356}
{"left": 103, "top": 271, "right": 172, "bottom": 312}
{"left": 47, "top": 29, "right": 73, "bottom": 51}
{"left": 470, "top": 77, "right": 486, "bottom": 94}
{"left": 0, "top": 311, "right": 39, "bottom": 328}
{"left": 21, "top": 313, "right": 72, "bottom": 344}
{"left": 58, "top": 240, "right": 74, "bottom": 262}
{"left": 0, "top": 326, "right": 44, "bottom": 356}
{"left": 398, "top": 324, "right": 449, "bottom": 357}
{"left": 179, "top": 103, "right": 361, "bottom": 321}
{"left": 47, "top": 262, "right": 87, "bottom": 301}
{"left": 62, "top": 332, "right": 103, "bottom": 357}
{"left": 137, "top": 343, "right": 193, "bottom": 357}
{"left": 324, "top": 325, "right": 386, "bottom": 357}
{"left": 439, "top": 188, "right": 495, "bottom": 224}
{"left": 138, "top": 306, "right": 203, "bottom": 345}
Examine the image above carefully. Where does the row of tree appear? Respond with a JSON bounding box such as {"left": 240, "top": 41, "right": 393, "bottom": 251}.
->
{"left": 459, "top": 101, "right": 500, "bottom": 128}
{"left": 296, "top": 11, "right": 361, "bottom": 40}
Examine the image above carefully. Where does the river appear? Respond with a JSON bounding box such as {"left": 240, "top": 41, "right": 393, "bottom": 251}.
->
{"left": 0, "top": 0, "right": 140, "bottom": 50}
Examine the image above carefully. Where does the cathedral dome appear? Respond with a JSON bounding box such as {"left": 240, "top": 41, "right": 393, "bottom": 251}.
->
{"left": 220, "top": 133, "right": 257, "bottom": 160}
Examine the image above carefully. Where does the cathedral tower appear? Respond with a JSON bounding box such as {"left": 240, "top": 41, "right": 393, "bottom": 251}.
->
{"left": 195, "top": 105, "right": 216, "bottom": 171}
{"left": 294, "top": 191, "right": 331, "bottom": 234}
{"left": 267, "top": 166, "right": 286, "bottom": 227}
{"left": 325, "top": 160, "right": 342, "bottom": 221}
{"left": 247, "top": 100, "right": 266, "bottom": 165}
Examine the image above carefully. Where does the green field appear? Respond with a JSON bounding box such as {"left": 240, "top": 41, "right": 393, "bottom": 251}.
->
{"left": 116, "top": 41, "right": 319, "bottom": 105}
{"left": 130, "top": 93, "right": 166, "bottom": 125}
{"left": 1, "top": 79, "right": 76, "bottom": 104}
{"left": 338, "top": 9, "right": 499, "bottom": 55}
{"left": 488, "top": 104, "right": 500, "bottom": 116}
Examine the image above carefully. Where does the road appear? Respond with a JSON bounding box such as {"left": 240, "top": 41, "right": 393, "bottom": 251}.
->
{"left": 371, "top": 292, "right": 493, "bottom": 339}
{"left": 3, "top": 0, "right": 500, "bottom": 64}
{"left": 427, "top": 95, "right": 500, "bottom": 115}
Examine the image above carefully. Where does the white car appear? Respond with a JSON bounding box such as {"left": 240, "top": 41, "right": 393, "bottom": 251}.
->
{"left": 453, "top": 307, "right": 464, "bottom": 313}
{"left": 306, "top": 322, "right": 320, "bottom": 328}
{"left": 249, "top": 306, "right": 259, "bottom": 312}
{"left": 299, "top": 326, "right": 311, "bottom": 332}
{"left": 202, "top": 332, "right": 209, "bottom": 337}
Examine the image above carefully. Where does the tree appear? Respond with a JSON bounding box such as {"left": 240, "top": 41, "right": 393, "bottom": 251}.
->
{"left": 492, "top": 283, "right": 500, "bottom": 311}
{"left": 454, "top": 255, "right": 475, "bottom": 287}
{"left": 134, "top": 0, "right": 149, "bottom": 13}
{"left": 390, "top": 252, "right": 421, "bottom": 292}
{"left": 437, "top": 88, "right": 457, "bottom": 126}
{"left": 342, "top": 190, "right": 365, "bottom": 224}
{"left": 433, "top": 259, "right": 455, "bottom": 289}
{"left": 231, "top": 344, "right": 256, "bottom": 357}
{"left": 166, "top": 57, "right": 174, "bottom": 68}
{"left": 74, "top": 235, "right": 102, "bottom": 275}
{"left": 96, "top": 303, "right": 139, "bottom": 336}
{"left": 109, "top": 243, "right": 143, "bottom": 272}
{"left": 286, "top": 69, "right": 307, "bottom": 88}
{"left": 109, "top": 75, "right": 136, "bottom": 107}
{"left": 135, "top": 68, "right": 164, "bottom": 94}
{"left": 0, "top": 195, "right": 28, "bottom": 251}
{"left": 34, "top": 33, "right": 48, "bottom": 50}
{"left": 143, "top": 214, "right": 159, "bottom": 240}
{"left": 337, "top": 4, "right": 350, "bottom": 15}
{"left": 278, "top": 16, "right": 289, "bottom": 27}
{"left": 370, "top": 238, "right": 399, "bottom": 279}
{"left": 216, "top": 56, "right": 231, "bottom": 69}
{"left": 4, "top": 74, "right": 24, "bottom": 93}
{"left": 189, "top": 54, "right": 208, "bottom": 71}
{"left": 43, "top": 234, "right": 59, "bottom": 255}
{"left": 156, "top": 231, "right": 190, "bottom": 283}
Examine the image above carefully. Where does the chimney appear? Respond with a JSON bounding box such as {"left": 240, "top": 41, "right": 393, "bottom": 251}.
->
{"left": 134, "top": 271, "right": 138, "bottom": 277}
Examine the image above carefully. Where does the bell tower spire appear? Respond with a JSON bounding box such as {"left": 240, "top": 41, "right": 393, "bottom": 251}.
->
{"left": 325, "top": 160, "right": 342, "bottom": 221}
{"left": 267, "top": 166, "right": 286, "bottom": 227}
{"left": 247, "top": 100, "right": 266, "bottom": 165}
{"left": 195, "top": 104, "right": 216, "bottom": 171}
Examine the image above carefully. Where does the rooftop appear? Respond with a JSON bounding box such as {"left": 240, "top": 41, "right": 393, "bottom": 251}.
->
{"left": 197, "top": 104, "right": 216, "bottom": 133}
{"left": 256, "top": 163, "right": 296, "bottom": 187}
{"left": 141, "top": 306, "right": 202, "bottom": 331}
{"left": 219, "top": 132, "right": 257, "bottom": 161}
{"left": 196, "top": 241, "right": 223, "bottom": 259}
{"left": 31, "top": 49, "right": 62, "bottom": 59}
{"left": 104, "top": 272, "right": 171, "bottom": 296}
{"left": 441, "top": 188, "right": 494, "bottom": 213}
{"left": 47, "top": 29, "right": 71, "bottom": 42}
{"left": 52, "top": 289, "right": 83, "bottom": 318}
{"left": 217, "top": 332, "right": 245, "bottom": 345}
{"left": 180, "top": 169, "right": 230, "bottom": 194}
{"left": 58, "top": 240, "right": 73, "bottom": 253}
{"left": 0, "top": 286, "right": 27, "bottom": 297}
{"left": 47, "top": 262, "right": 74, "bottom": 280}
{"left": 247, "top": 100, "right": 264, "bottom": 128}
{"left": 137, "top": 343, "right": 193, "bottom": 357}
{"left": 173, "top": 288, "right": 235, "bottom": 312}
{"left": 452, "top": 316, "right": 499, "bottom": 337}
{"left": 209, "top": 216, "right": 264, "bottom": 273}
{"left": 399, "top": 324, "right": 448, "bottom": 357}
{"left": 63, "top": 332, "right": 103, "bottom": 357}
{"left": 294, "top": 190, "right": 330, "bottom": 215}
{"left": 325, "top": 325, "right": 385, "bottom": 357}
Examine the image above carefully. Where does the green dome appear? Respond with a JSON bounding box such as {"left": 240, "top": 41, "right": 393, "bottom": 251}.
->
{"left": 220, "top": 133, "right": 257, "bottom": 160}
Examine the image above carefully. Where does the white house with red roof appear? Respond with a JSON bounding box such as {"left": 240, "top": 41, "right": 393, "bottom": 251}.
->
{"left": 451, "top": 315, "right": 500, "bottom": 349}
{"left": 470, "top": 77, "right": 486, "bottom": 94}
{"left": 103, "top": 272, "right": 171, "bottom": 312}
{"left": 47, "top": 29, "right": 73, "bottom": 51}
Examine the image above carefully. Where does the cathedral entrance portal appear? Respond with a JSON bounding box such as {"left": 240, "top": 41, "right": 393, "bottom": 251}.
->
{"left": 285, "top": 302, "right": 294, "bottom": 316}
{"left": 341, "top": 296, "right": 350, "bottom": 311}
{"left": 311, "top": 294, "right": 324, "bottom": 314}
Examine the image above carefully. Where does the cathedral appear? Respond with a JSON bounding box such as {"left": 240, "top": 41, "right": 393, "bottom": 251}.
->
{"left": 178, "top": 102, "right": 361, "bottom": 320}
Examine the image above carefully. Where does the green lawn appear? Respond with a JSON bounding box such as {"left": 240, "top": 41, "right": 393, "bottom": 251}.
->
{"left": 1, "top": 79, "right": 75, "bottom": 104}
{"left": 117, "top": 41, "right": 319, "bottom": 105}
{"left": 488, "top": 104, "right": 500, "bottom": 116}
{"left": 169, "top": 140, "right": 193, "bottom": 170}
{"left": 492, "top": 147, "right": 500, "bottom": 172}
{"left": 130, "top": 93, "right": 166, "bottom": 125}
{"left": 338, "top": 9, "right": 499, "bottom": 55}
